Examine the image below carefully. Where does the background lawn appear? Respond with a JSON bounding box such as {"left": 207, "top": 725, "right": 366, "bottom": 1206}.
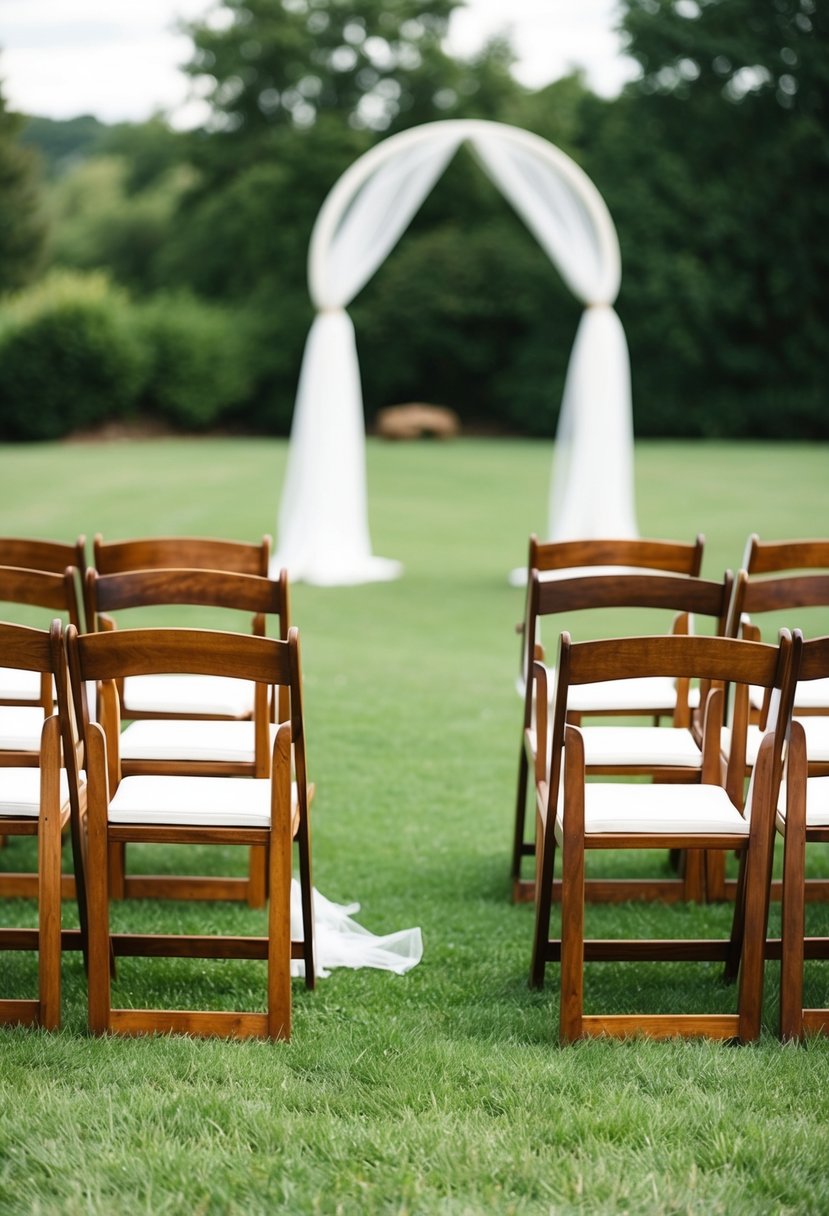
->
{"left": 1, "top": 436, "right": 828, "bottom": 1214}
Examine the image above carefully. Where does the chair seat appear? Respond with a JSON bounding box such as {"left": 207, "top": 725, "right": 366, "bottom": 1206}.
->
{"left": 750, "top": 676, "right": 829, "bottom": 714}
{"left": 555, "top": 781, "right": 748, "bottom": 842}
{"left": 529, "top": 724, "right": 702, "bottom": 769}
{"left": 800, "top": 716, "right": 829, "bottom": 763}
{"left": 778, "top": 775, "right": 829, "bottom": 828}
{"left": 121, "top": 674, "right": 255, "bottom": 718}
{"left": 727, "top": 719, "right": 829, "bottom": 770}
{"left": 0, "top": 665, "right": 44, "bottom": 703}
{"left": 0, "top": 706, "right": 47, "bottom": 752}
{"left": 0, "top": 767, "right": 72, "bottom": 816}
{"left": 119, "top": 720, "right": 278, "bottom": 763}
{"left": 109, "top": 774, "right": 295, "bottom": 827}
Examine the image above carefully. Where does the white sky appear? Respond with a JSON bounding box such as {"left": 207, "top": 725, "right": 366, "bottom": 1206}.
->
{"left": 0, "top": 0, "right": 637, "bottom": 127}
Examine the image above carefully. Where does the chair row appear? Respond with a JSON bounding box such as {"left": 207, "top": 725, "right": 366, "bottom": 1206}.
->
{"left": 0, "top": 534, "right": 287, "bottom": 910}
{"left": 0, "top": 616, "right": 313, "bottom": 1040}
{"left": 511, "top": 532, "right": 829, "bottom": 902}
{"left": 526, "top": 626, "right": 828, "bottom": 1044}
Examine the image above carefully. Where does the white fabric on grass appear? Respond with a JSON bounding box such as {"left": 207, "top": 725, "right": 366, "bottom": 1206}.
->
{"left": 276, "top": 119, "right": 635, "bottom": 586}
{"left": 291, "top": 880, "right": 423, "bottom": 979}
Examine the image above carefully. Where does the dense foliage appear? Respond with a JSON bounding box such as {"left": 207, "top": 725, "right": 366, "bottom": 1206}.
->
{"left": 1, "top": 0, "right": 826, "bottom": 439}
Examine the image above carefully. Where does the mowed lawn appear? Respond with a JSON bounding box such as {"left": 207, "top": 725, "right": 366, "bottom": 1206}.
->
{"left": 1, "top": 436, "right": 828, "bottom": 1215}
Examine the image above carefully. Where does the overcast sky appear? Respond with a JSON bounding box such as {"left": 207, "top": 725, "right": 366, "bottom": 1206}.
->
{"left": 0, "top": 0, "right": 637, "bottom": 127}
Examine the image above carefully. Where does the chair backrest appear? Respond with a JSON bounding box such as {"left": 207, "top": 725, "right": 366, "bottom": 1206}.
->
{"left": 0, "top": 567, "right": 84, "bottom": 714}
{"left": 521, "top": 569, "right": 734, "bottom": 729}
{"left": 66, "top": 624, "right": 307, "bottom": 795}
{"left": 0, "top": 537, "right": 87, "bottom": 630}
{"left": 743, "top": 534, "right": 829, "bottom": 576}
{"left": 84, "top": 566, "right": 291, "bottom": 721}
{"left": 540, "top": 629, "right": 797, "bottom": 820}
{"left": 0, "top": 618, "right": 87, "bottom": 934}
{"left": 92, "top": 534, "right": 271, "bottom": 577}
{"left": 727, "top": 569, "right": 829, "bottom": 642}
{"left": 794, "top": 633, "right": 829, "bottom": 690}
{"left": 527, "top": 534, "right": 705, "bottom": 578}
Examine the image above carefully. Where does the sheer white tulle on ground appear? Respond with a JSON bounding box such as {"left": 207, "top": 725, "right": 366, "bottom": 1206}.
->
{"left": 291, "top": 880, "right": 423, "bottom": 979}
{"left": 275, "top": 119, "right": 637, "bottom": 586}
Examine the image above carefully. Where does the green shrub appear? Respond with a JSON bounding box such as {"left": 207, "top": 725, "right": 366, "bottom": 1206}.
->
{"left": 136, "top": 293, "right": 254, "bottom": 431}
{"left": 0, "top": 271, "right": 146, "bottom": 440}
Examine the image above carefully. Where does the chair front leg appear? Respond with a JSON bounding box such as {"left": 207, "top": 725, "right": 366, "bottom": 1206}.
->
{"left": 559, "top": 725, "right": 586, "bottom": 1044}
{"left": 780, "top": 725, "right": 807, "bottom": 1042}
{"left": 37, "top": 716, "right": 63, "bottom": 1030}
{"left": 85, "top": 724, "right": 112, "bottom": 1035}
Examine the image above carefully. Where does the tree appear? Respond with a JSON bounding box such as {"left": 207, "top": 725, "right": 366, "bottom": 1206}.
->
{"left": 0, "top": 80, "right": 48, "bottom": 292}
{"left": 590, "top": 0, "right": 829, "bottom": 436}
{"left": 164, "top": 0, "right": 526, "bottom": 430}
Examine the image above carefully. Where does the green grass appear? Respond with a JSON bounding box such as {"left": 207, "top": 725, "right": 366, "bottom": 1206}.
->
{"left": 1, "top": 436, "right": 829, "bottom": 1215}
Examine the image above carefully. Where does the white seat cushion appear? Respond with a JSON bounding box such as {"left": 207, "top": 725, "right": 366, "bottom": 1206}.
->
{"left": 119, "top": 720, "right": 277, "bottom": 764}
{"left": 794, "top": 677, "right": 829, "bottom": 713}
{"left": 526, "top": 724, "right": 702, "bottom": 770}
{"left": 121, "top": 674, "right": 255, "bottom": 719}
{"left": 0, "top": 706, "right": 46, "bottom": 753}
{"left": 778, "top": 775, "right": 829, "bottom": 828}
{"left": 109, "top": 774, "right": 277, "bottom": 826}
{"left": 0, "top": 666, "right": 45, "bottom": 704}
{"left": 580, "top": 725, "right": 702, "bottom": 768}
{"left": 555, "top": 781, "right": 748, "bottom": 842}
{"left": 800, "top": 717, "right": 829, "bottom": 763}
{"left": 0, "top": 767, "right": 71, "bottom": 816}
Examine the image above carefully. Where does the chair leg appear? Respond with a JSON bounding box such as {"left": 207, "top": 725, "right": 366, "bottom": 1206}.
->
{"left": 86, "top": 727, "right": 111, "bottom": 1035}
{"left": 780, "top": 730, "right": 807, "bottom": 1042}
{"left": 737, "top": 747, "right": 777, "bottom": 1043}
{"left": 511, "top": 745, "right": 530, "bottom": 893}
{"left": 559, "top": 727, "right": 585, "bottom": 1043}
{"left": 681, "top": 848, "right": 705, "bottom": 903}
{"left": 37, "top": 718, "right": 63, "bottom": 1030}
{"left": 530, "top": 799, "right": 556, "bottom": 990}
{"left": 296, "top": 803, "right": 315, "bottom": 990}
{"left": 108, "top": 841, "right": 126, "bottom": 900}
{"left": 724, "top": 850, "right": 748, "bottom": 984}
{"left": 267, "top": 725, "right": 292, "bottom": 1041}
{"left": 247, "top": 844, "right": 268, "bottom": 908}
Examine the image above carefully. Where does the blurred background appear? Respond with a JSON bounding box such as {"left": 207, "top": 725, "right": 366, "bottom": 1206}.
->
{"left": 0, "top": 0, "right": 825, "bottom": 444}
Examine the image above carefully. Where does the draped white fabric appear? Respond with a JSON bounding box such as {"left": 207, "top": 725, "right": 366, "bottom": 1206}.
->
{"left": 275, "top": 120, "right": 637, "bottom": 585}
{"left": 290, "top": 880, "right": 423, "bottom": 979}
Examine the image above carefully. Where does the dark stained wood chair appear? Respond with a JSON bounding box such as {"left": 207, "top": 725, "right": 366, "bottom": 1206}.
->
{"left": 0, "top": 620, "right": 87, "bottom": 1029}
{"left": 777, "top": 635, "right": 829, "bottom": 1040}
{"left": 728, "top": 535, "right": 829, "bottom": 719}
{"left": 66, "top": 623, "right": 313, "bottom": 1041}
{"left": 724, "top": 561, "right": 829, "bottom": 823}
{"left": 532, "top": 630, "right": 797, "bottom": 1042}
{"left": 0, "top": 536, "right": 87, "bottom": 628}
{"left": 512, "top": 568, "right": 733, "bottom": 903}
{"left": 516, "top": 534, "right": 704, "bottom": 707}
{"left": 0, "top": 559, "right": 84, "bottom": 717}
{"left": 83, "top": 566, "right": 295, "bottom": 907}
{"left": 88, "top": 533, "right": 271, "bottom": 722}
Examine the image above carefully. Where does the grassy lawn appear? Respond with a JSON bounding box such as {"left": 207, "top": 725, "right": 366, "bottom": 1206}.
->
{"left": 1, "top": 436, "right": 828, "bottom": 1214}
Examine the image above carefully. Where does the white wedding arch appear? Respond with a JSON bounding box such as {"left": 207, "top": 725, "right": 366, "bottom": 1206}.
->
{"left": 275, "top": 119, "right": 637, "bottom": 585}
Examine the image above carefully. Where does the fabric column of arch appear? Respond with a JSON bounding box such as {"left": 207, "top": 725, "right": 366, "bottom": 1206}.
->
{"left": 275, "top": 133, "right": 462, "bottom": 584}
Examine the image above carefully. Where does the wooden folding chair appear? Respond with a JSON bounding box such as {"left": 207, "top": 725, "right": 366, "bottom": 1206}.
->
{"left": 0, "top": 561, "right": 84, "bottom": 718}
{"left": 516, "top": 534, "right": 704, "bottom": 702}
{"left": 728, "top": 535, "right": 829, "bottom": 719}
{"left": 84, "top": 566, "right": 295, "bottom": 907}
{"left": 0, "top": 620, "right": 87, "bottom": 1029}
{"left": 0, "top": 535, "right": 86, "bottom": 626}
{"left": 531, "top": 631, "right": 796, "bottom": 1044}
{"left": 88, "top": 533, "right": 271, "bottom": 722}
{"left": 777, "top": 636, "right": 829, "bottom": 1040}
{"left": 512, "top": 569, "right": 733, "bottom": 902}
{"left": 724, "top": 564, "right": 829, "bottom": 803}
{"left": 66, "top": 623, "right": 314, "bottom": 1040}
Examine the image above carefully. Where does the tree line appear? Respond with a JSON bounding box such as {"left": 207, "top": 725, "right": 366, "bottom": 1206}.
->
{"left": 1, "top": 0, "right": 826, "bottom": 441}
